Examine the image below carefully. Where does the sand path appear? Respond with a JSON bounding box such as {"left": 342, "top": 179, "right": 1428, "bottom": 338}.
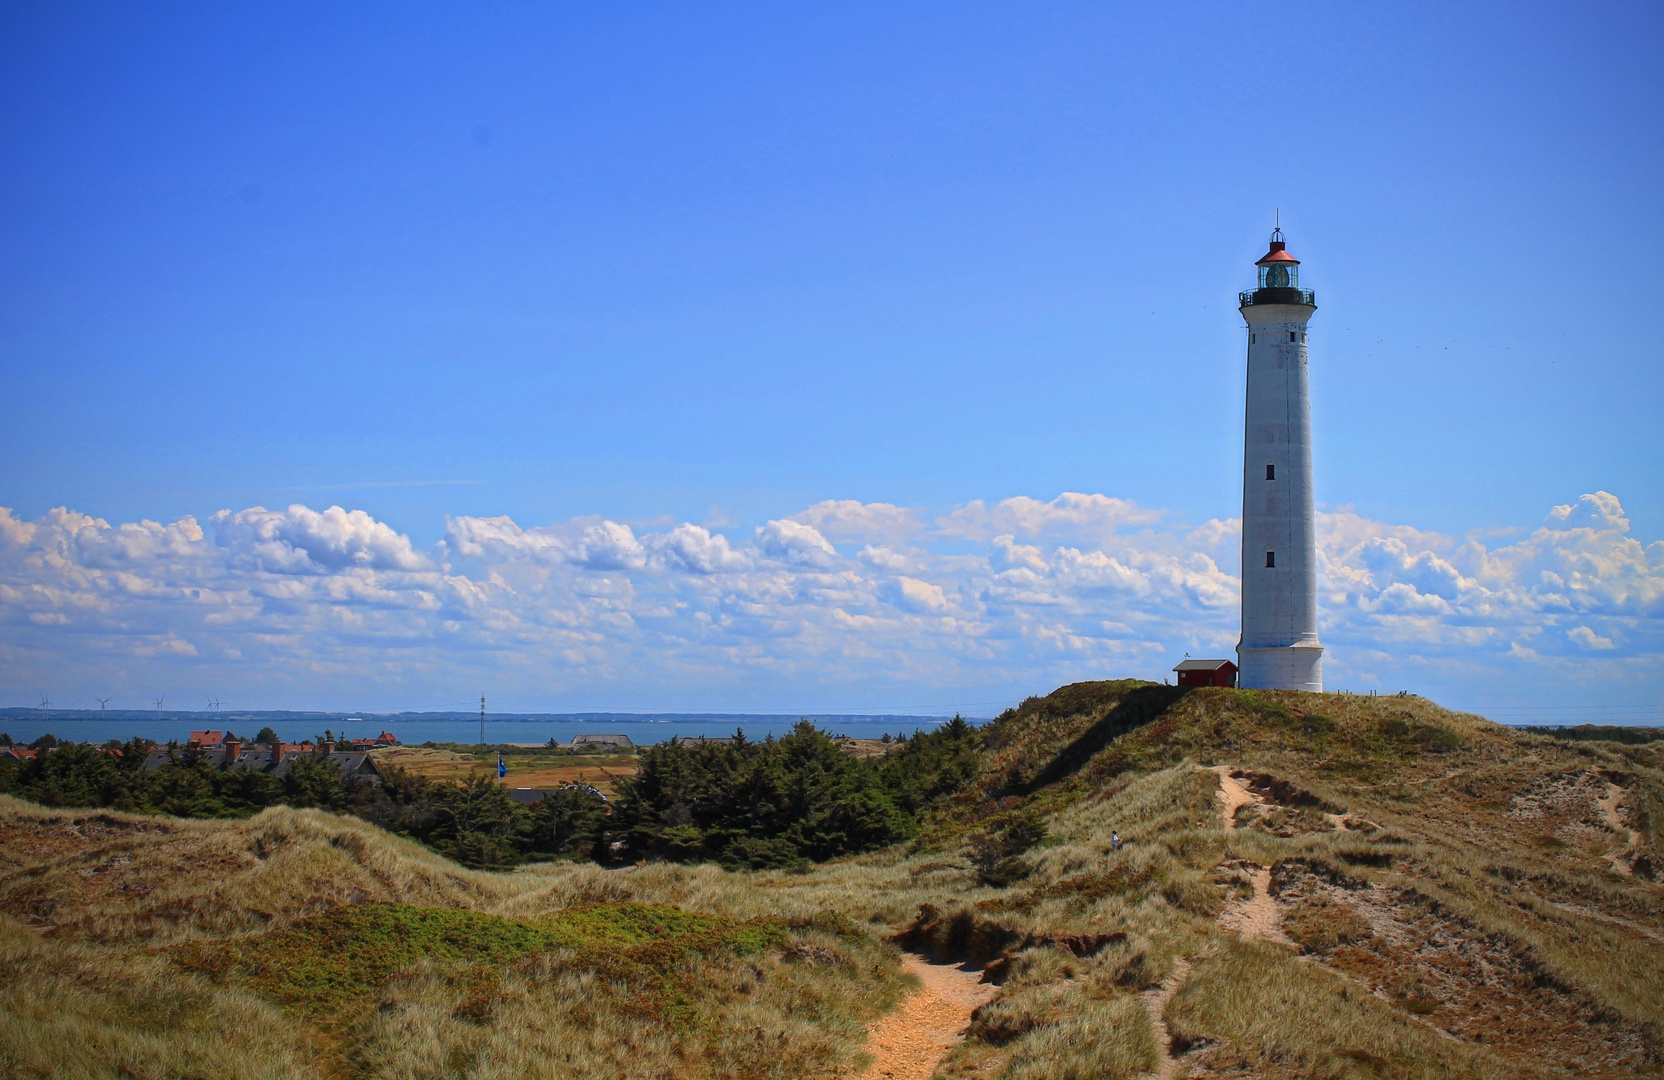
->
{"left": 1138, "top": 958, "right": 1193, "bottom": 1080}
{"left": 1209, "top": 765, "right": 1256, "bottom": 830}
{"left": 1597, "top": 781, "right": 1642, "bottom": 876}
{"left": 1209, "top": 767, "right": 1293, "bottom": 945}
{"left": 1218, "top": 863, "right": 1294, "bottom": 946}
{"left": 857, "top": 953, "right": 997, "bottom": 1080}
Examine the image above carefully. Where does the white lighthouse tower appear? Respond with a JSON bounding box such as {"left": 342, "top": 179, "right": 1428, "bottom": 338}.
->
{"left": 1237, "top": 229, "right": 1323, "bottom": 691}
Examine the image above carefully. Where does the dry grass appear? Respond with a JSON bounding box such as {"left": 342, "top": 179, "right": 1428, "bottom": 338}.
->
{"left": 3, "top": 681, "right": 1661, "bottom": 1078}
{"left": 1166, "top": 938, "right": 1542, "bottom": 1079}
{"left": 371, "top": 746, "right": 638, "bottom": 797}
{"left": 0, "top": 918, "right": 310, "bottom": 1080}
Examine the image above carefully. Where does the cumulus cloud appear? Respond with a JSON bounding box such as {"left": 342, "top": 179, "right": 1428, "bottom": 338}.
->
{"left": 573, "top": 521, "right": 647, "bottom": 571}
{"left": 1355, "top": 537, "right": 1463, "bottom": 601}
{"left": 881, "top": 576, "right": 951, "bottom": 614}
{"left": 1568, "top": 625, "right": 1616, "bottom": 650}
{"left": 1, "top": 490, "right": 1658, "bottom": 710}
{"left": 214, "top": 505, "right": 428, "bottom": 573}
{"left": 755, "top": 519, "right": 839, "bottom": 567}
{"left": 657, "top": 524, "right": 749, "bottom": 574}
{"left": 443, "top": 515, "right": 567, "bottom": 563}
{"left": 1546, "top": 492, "right": 1629, "bottom": 533}
{"left": 939, "top": 492, "right": 1165, "bottom": 541}
{"left": 858, "top": 545, "right": 910, "bottom": 571}
{"left": 792, "top": 500, "right": 921, "bottom": 543}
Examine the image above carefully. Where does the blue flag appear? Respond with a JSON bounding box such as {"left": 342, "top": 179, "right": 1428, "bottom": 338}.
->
{"left": 497, "top": 753, "right": 506, "bottom": 779}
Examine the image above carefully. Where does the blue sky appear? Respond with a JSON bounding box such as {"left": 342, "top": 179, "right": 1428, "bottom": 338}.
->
{"left": 1, "top": 3, "right": 1660, "bottom": 721}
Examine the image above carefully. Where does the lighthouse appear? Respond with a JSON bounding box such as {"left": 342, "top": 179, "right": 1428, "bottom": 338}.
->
{"left": 1237, "top": 229, "right": 1323, "bottom": 691}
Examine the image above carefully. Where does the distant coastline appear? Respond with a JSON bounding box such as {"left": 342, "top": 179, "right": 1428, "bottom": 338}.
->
{"left": 0, "top": 708, "right": 980, "bottom": 747}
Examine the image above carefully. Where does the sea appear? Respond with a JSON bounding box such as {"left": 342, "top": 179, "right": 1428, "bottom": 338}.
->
{"left": 0, "top": 710, "right": 979, "bottom": 748}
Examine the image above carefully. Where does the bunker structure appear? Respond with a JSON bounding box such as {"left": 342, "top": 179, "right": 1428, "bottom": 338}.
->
{"left": 1237, "top": 230, "right": 1324, "bottom": 691}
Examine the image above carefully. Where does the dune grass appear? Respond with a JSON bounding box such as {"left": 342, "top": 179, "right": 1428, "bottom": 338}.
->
{"left": 172, "top": 900, "right": 765, "bottom": 1019}
{"left": 0, "top": 918, "right": 309, "bottom": 1080}
{"left": 2, "top": 680, "right": 1661, "bottom": 1078}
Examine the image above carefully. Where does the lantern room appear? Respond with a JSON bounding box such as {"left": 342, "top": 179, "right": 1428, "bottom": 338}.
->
{"left": 1256, "top": 230, "right": 1301, "bottom": 289}
{"left": 1241, "top": 227, "right": 1315, "bottom": 308}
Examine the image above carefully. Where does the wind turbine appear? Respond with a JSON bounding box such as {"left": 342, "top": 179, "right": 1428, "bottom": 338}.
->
{"left": 153, "top": 695, "right": 166, "bottom": 711}
{"left": 38, "top": 693, "right": 52, "bottom": 711}
{"left": 96, "top": 697, "right": 112, "bottom": 712}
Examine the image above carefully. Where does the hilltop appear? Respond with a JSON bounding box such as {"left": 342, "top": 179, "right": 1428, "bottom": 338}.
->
{"left": 1, "top": 680, "right": 1659, "bottom": 1079}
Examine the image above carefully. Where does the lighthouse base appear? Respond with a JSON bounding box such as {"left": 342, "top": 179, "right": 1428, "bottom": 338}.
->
{"left": 1236, "top": 644, "right": 1324, "bottom": 692}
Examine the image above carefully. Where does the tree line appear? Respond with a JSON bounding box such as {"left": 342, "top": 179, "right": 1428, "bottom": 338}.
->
{"left": 0, "top": 719, "right": 982, "bottom": 871}
{"left": 0, "top": 739, "right": 608, "bottom": 869}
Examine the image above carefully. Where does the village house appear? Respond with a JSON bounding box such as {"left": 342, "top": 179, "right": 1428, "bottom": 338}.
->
{"left": 140, "top": 740, "right": 382, "bottom": 783}
{"left": 345, "top": 732, "right": 402, "bottom": 751}
{"left": 566, "top": 734, "right": 633, "bottom": 752}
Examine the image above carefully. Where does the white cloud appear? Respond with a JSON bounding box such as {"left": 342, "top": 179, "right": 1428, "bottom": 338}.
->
{"left": 574, "top": 521, "right": 647, "bottom": 571}
{"left": 443, "top": 515, "right": 567, "bottom": 563}
{"left": 791, "top": 500, "right": 920, "bottom": 543}
{"left": 755, "top": 519, "right": 839, "bottom": 567}
{"left": 214, "top": 505, "right": 428, "bottom": 573}
{"left": 1546, "top": 491, "right": 1629, "bottom": 533}
{"left": 656, "top": 524, "right": 749, "bottom": 574}
{"left": 881, "top": 576, "right": 950, "bottom": 614}
{"left": 1354, "top": 537, "right": 1463, "bottom": 600}
{"left": 939, "top": 492, "right": 1165, "bottom": 541}
{"left": 1, "top": 490, "right": 1658, "bottom": 711}
{"left": 1568, "top": 625, "right": 1616, "bottom": 650}
{"left": 858, "top": 545, "right": 910, "bottom": 571}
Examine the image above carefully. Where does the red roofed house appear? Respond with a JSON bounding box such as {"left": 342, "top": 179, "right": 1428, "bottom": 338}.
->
{"left": 187, "top": 730, "right": 227, "bottom": 749}
{"left": 1172, "top": 659, "right": 1238, "bottom": 688}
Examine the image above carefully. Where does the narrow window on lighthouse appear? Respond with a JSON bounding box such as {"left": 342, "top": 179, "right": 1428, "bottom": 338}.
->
{"left": 1250, "top": 333, "right": 1256, "bottom": 343}
{"left": 1289, "top": 331, "right": 1297, "bottom": 342}
{"left": 1265, "top": 551, "right": 1276, "bottom": 568}
{"left": 1266, "top": 463, "right": 1275, "bottom": 480}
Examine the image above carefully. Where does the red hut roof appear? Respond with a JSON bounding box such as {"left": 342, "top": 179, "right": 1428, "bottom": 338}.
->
{"left": 1173, "top": 659, "right": 1237, "bottom": 672}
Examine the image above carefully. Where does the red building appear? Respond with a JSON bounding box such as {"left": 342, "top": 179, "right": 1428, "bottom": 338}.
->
{"left": 1172, "top": 659, "right": 1238, "bottom": 688}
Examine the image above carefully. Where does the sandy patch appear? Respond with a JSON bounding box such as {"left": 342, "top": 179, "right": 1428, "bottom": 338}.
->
{"left": 858, "top": 953, "right": 997, "bottom": 1080}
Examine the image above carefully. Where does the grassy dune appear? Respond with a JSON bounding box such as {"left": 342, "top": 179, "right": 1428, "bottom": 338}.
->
{"left": 2, "top": 681, "right": 1660, "bottom": 1078}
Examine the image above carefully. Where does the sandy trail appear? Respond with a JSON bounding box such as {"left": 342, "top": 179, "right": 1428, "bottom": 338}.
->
{"left": 1597, "top": 782, "right": 1642, "bottom": 876}
{"left": 857, "top": 953, "right": 997, "bottom": 1080}
{"left": 1207, "top": 768, "right": 1294, "bottom": 946}
{"left": 1209, "top": 766, "right": 1256, "bottom": 830}
{"left": 1139, "top": 958, "right": 1193, "bottom": 1080}
{"left": 1218, "top": 863, "right": 1294, "bottom": 946}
